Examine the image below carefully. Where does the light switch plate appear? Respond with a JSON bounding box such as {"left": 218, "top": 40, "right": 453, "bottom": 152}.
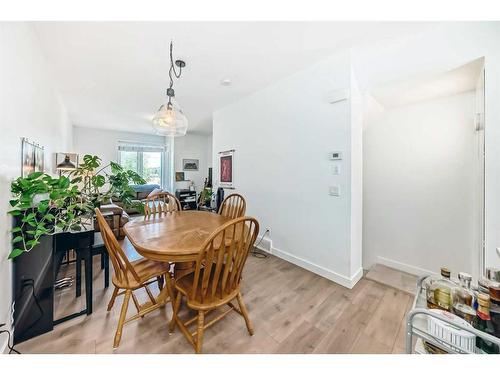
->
{"left": 329, "top": 151, "right": 342, "bottom": 160}
{"left": 329, "top": 185, "right": 340, "bottom": 196}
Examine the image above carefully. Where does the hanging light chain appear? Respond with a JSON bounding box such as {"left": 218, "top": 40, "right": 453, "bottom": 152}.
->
{"left": 167, "top": 41, "right": 183, "bottom": 106}
{"left": 152, "top": 40, "right": 188, "bottom": 137}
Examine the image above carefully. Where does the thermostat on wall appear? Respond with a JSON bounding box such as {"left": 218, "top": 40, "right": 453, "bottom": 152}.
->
{"left": 329, "top": 151, "right": 342, "bottom": 160}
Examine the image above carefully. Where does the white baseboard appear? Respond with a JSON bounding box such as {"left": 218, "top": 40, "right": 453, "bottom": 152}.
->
{"left": 1, "top": 306, "right": 14, "bottom": 354}
{"left": 377, "top": 256, "right": 436, "bottom": 277}
{"left": 0, "top": 330, "right": 8, "bottom": 354}
{"left": 258, "top": 245, "right": 362, "bottom": 289}
{"left": 255, "top": 236, "right": 272, "bottom": 252}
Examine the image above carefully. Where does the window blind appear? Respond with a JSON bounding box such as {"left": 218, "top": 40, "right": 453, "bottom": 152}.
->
{"left": 117, "top": 141, "right": 166, "bottom": 153}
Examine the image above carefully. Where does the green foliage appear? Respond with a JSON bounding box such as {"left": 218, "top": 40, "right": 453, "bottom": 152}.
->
{"left": 201, "top": 187, "right": 213, "bottom": 203}
{"left": 8, "top": 171, "right": 93, "bottom": 259}
{"left": 68, "top": 155, "right": 145, "bottom": 209}
{"left": 7, "top": 154, "right": 146, "bottom": 260}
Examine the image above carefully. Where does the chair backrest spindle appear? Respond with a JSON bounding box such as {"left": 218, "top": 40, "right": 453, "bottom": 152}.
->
{"left": 190, "top": 216, "right": 259, "bottom": 303}
{"left": 218, "top": 193, "right": 246, "bottom": 220}
{"left": 95, "top": 208, "right": 140, "bottom": 285}
{"left": 144, "top": 191, "right": 181, "bottom": 219}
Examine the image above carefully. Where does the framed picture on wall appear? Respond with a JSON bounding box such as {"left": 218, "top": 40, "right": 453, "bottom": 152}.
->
{"left": 34, "top": 146, "right": 45, "bottom": 173}
{"left": 218, "top": 149, "right": 235, "bottom": 189}
{"left": 21, "top": 138, "right": 44, "bottom": 177}
{"left": 175, "top": 172, "right": 185, "bottom": 181}
{"left": 55, "top": 153, "right": 79, "bottom": 173}
{"left": 182, "top": 158, "right": 199, "bottom": 171}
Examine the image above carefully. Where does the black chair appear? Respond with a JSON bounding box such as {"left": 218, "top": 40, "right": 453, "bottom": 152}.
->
{"left": 75, "top": 235, "right": 109, "bottom": 297}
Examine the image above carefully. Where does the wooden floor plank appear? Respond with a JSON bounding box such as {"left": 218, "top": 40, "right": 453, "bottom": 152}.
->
{"left": 16, "top": 239, "right": 413, "bottom": 354}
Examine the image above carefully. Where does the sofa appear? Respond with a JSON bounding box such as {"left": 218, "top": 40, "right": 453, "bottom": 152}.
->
{"left": 111, "top": 184, "right": 161, "bottom": 215}
{"left": 94, "top": 185, "right": 162, "bottom": 239}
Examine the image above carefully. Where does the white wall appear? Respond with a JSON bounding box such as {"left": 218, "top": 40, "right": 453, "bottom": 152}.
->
{"left": 174, "top": 133, "right": 211, "bottom": 192}
{"left": 73, "top": 126, "right": 173, "bottom": 190}
{"left": 206, "top": 135, "right": 213, "bottom": 168}
{"left": 363, "top": 92, "right": 476, "bottom": 276}
{"left": 73, "top": 126, "right": 167, "bottom": 169}
{"left": 0, "top": 23, "right": 73, "bottom": 352}
{"left": 213, "top": 51, "right": 363, "bottom": 288}
{"left": 351, "top": 22, "right": 500, "bottom": 271}
{"left": 74, "top": 127, "right": 211, "bottom": 194}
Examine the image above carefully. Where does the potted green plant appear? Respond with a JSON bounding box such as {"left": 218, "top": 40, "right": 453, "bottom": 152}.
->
{"left": 7, "top": 154, "right": 146, "bottom": 259}
{"left": 201, "top": 187, "right": 213, "bottom": 207}
{"left": 8, "top": 172, "right": 92, "bottom": 259}
{"left": 68, "top": 154, "right": 145, "bottom": 210}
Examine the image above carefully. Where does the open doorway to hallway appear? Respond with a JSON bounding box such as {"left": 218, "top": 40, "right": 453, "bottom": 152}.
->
{"left": 363, "top": 57, "right": 486, "bottom": 286}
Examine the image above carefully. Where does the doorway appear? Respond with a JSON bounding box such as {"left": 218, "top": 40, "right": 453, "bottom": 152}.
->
{"left": 362, "top": 57, "right": 486, "bottom": 279}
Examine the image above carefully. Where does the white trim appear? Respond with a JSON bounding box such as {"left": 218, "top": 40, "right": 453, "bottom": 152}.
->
{"left": 256, "top": 245, "right": 362, "bottom": 289}
{"left": 377, "top": 256, "right": 437, "bottom": 277}
{"left": 0, "top": 336, "right": 7, "bottom": 354}
{"left": 0, "top": 310, "right": 11, "bottom": 353}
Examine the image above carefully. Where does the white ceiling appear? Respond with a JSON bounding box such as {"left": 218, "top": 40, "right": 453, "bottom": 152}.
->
{"left": 34, "top": 22, "right": 437, "bottom": 135}
{"left": 370, "top": 57, "right": 484, "bottom": 108}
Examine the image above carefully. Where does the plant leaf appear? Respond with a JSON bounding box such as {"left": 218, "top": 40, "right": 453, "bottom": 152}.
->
{"left": 12, "top": 236, "right": 23, "bottom": 244}
{"left": 8, "top": 248, "right": 24, "bottom": 259}
{"left": 27, "top": 172, "right": 43, "bottom": 180}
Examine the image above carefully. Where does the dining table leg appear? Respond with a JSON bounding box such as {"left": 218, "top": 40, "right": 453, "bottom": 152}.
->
{"left": 173, "top": 261, "right": 195, "bottom": 279}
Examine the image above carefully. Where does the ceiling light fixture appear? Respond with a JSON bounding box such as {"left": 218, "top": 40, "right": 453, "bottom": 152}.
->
{"left": 220, "top": 78, "right": 232, "bottom": 86}
{"left": 153, "top": 41, "right": 188, "bottom": 137}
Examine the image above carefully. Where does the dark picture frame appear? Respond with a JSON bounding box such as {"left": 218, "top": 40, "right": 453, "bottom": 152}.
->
{"left": 219, "top": 149, "right": 235, "bottom": 189}
{"left": 22, "top": 138, "right": 44, "bottom": 177}
{"left": 175, "top": 172, "right": 185, "bottom": 181}
{"left": 182, "top": 158, "right": 199, "bottom": 171}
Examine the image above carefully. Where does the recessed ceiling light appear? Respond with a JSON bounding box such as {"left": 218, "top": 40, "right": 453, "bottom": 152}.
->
{"left": 220, "top": 78, "right": 232, "bottom": 86}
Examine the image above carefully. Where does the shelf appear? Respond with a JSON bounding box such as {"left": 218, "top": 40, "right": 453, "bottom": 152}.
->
{"left": 406, "top": 275, "right": 500, "bottom": 354}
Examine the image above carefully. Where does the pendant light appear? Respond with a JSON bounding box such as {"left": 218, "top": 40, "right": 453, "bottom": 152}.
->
{"left": 153, "top": 41, "right": 188, "bottom": 137}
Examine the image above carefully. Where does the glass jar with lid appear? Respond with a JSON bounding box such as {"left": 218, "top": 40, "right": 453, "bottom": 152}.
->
{"left": 452, "top": 272, "right": 476, "bottom": 323}
{"left": 426, "top": 267, "right": 457, "bottom": 311}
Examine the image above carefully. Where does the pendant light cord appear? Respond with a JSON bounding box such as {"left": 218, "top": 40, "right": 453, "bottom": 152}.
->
{"left": 167, "top": 41, "right": 183, "bottom": 107}
{"left": 169, "top": 41, "right": 182, "bottom": 88}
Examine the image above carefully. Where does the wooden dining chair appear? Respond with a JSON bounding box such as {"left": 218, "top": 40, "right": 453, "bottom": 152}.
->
{"left": 169, "top": 216, "right": 259, "bottom": 353}
{"left": 95, "top": 208, "right": 174, "bottom": 349}
{"left": 144, "top": 191, "right": 181, "bottom": 219}
{"left": 218, "top": 193, "right": 246, "bottom": 220}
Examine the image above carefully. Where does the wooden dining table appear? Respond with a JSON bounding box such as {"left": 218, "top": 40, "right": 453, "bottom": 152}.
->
{"left": 123, "top": 210, "right": 233, "bottom": 303}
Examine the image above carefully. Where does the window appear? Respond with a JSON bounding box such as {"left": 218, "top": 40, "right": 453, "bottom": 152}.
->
{"left": 117, "top": 142, "right": 166, "bottom": 186}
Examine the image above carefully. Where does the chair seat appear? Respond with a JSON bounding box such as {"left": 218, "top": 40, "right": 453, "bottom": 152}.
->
{"left": 112, "top": 257, "right": 170, "bottom": 289}
{"left": 175, "top": 267, "right": 239, "bottom": 310}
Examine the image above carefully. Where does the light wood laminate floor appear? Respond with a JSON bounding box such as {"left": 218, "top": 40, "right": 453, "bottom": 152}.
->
{"left": 17, "top": 240, "right": 412, "bottom": 354}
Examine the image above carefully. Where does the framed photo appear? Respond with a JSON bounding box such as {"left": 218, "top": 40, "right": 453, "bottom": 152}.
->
{"left": 21, "top": 138, "right": 43, "bottom": 177}
{"left": 219, "top": 149, "right": 235, "bottom": 189}
{"left": 55, "top": 153, "right": 79, "bottom": 173}
{"left": 34, "top": 146, "right": 45, "bottom": 173}
{"left": 182, "top": 158, "right": 199, "bottom": 171}
{"left": 175, "top": 172, "right": 185, "bottom": 181}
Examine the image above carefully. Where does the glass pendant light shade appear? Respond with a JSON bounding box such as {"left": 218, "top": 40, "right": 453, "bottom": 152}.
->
{"left": 152, "top": 100, "right": 188, "bottom": 137}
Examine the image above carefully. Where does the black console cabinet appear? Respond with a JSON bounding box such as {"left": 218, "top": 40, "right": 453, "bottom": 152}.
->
{"left": 175, "top": 189, "right": 197, "bottom": 210}
{"left": 12, "top": 230, "right": 96, "bottom": 344}
{"left": 12, "top": 235, "right": 54, "bottom": 344}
